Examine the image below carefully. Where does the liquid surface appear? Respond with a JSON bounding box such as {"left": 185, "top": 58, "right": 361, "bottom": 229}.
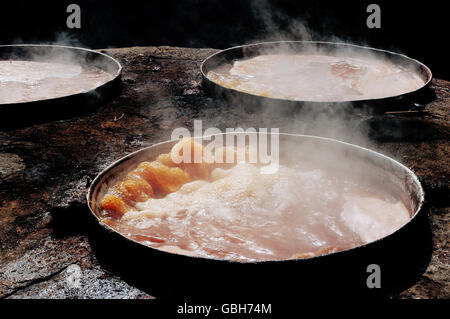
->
{"left": 105, "top": 163, "right": 411, "bottom": 262}
{"left": 0, "top": 60, "right": 114, "bottom": 104}
{"left": 207, "top": 54, "right": 425, "bottom": 102}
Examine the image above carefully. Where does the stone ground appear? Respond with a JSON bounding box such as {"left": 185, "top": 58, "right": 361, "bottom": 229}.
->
{"left": 0, "top": 46, "right": 448, "bottom": 299}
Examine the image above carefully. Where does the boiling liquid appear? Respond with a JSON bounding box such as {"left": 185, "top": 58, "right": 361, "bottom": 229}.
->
{"left": 207, "top": 54, "right": 425, "bottom": 102}
{"left": 0, "top": 60, "right": 114, "bottom": 103}
{"left": 106, "top": 163, "right": 410, "bottom": 262}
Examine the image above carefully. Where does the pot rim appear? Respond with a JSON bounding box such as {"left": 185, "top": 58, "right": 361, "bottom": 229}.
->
{"left": 200, "top": 40, "right": 433, "bottom": 104}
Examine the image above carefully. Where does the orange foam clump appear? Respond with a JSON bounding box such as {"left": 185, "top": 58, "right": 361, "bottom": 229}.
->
{"left": 116, "top": 176, "right": 154, "bottom": 204}
{"left": 134, "top": 161, "right": 191, "bottom": 195}
{"left": 156, "top": 153, "right": 177, "bottom": 167}
{"left": 170, "top": 138, "right": 212, "bottom": 179}
{"left": 101, "top": 194, "right": 129, "bottom": 219}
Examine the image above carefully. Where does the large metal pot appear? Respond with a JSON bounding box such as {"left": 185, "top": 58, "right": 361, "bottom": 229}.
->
{"left": 201, "top": 41, "right": 433, "bottom": 113}
{"left": 87, "top": 133, "right": 429, "bottom": 299}
{"left": 0, "top": 44, "right": 122, "bottom": 128}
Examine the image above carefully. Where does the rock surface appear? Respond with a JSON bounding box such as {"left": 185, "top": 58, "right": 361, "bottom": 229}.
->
{"left": 0, "top": 46, "right": 448, "bottom": 299}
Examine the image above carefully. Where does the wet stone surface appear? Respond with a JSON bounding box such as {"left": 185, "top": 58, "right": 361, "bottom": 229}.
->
{"left": 0, "top": 46, "right": 449, "bottom": 299}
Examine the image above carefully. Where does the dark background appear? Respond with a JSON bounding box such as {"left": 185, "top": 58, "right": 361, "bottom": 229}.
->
{"left": 0, "top": 0, "right": 447, "bottom": 79}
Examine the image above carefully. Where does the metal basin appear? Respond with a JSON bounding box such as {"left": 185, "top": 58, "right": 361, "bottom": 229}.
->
{"left": 0, "top": 44, "right": 122, "bottom": 128}
{"left": 87, "top": 133, "right": 428, "bottom": 298}
{"left": 201, "top": 41, "right": 433, "bottom": 113}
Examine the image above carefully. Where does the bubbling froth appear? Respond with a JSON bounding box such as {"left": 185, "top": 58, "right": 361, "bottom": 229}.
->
{"left": 0, "top": 60, "right": 114, "bottom": 104}
{"left": 108, "top": 163, "right": 410, "bottom": 262}
{"left": 207, "top": 54, "right": 425, "bottom": 102}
